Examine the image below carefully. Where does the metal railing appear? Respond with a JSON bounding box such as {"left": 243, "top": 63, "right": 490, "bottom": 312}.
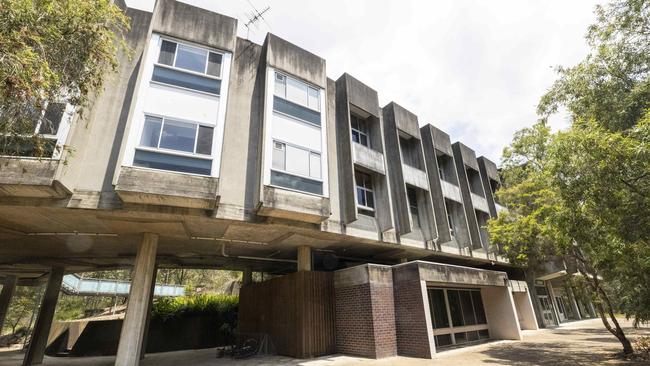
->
{"left": 61, "top": 274, "right": 184, "bottom": 297}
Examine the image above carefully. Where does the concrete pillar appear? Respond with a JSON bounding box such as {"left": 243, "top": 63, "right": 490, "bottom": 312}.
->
{"left": 481, "top": 286, "right": 522, "bottom": 340}
{"left": 567, "top": 286, "right": 582, "bottom": 320}
{"left": 23, "top": 267, "right": 64, "bottom": 366}
{"left": 0, "top": 275, "right": 17, "bottom": 332}
{"left": 139, "top": 263, "right": 158, "bottom": 360}
{"left": 115, "top": 233, "right": 158, "bottom": 366}
{"left": 512, "top": 291, "right": 539, "bottom": 330}
{"left": 546, "top": 282, "right": 562, "bottom": 324}
{"left": 297, "top": 246, "right": 311, "bottom": 271}
{"left": 242, "top": 267, "right": 253, "bottom": 286}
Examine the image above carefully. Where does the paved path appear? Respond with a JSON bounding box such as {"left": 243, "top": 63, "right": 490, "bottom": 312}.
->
{"left": 0, "top": 318, "right": 648, "bottom": 366}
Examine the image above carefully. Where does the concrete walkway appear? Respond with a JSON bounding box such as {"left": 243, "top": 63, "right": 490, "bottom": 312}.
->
{"left": 0, "top": 318, "right": 648, "bottom": 366}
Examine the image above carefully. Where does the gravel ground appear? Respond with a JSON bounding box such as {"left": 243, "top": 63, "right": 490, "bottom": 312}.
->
{"left": 0, "top": 318, "right": 648, "bottom": 366}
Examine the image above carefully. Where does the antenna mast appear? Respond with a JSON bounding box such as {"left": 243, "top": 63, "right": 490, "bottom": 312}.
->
{"left": 243, "top": 0, "right": 271, "bottom": 39}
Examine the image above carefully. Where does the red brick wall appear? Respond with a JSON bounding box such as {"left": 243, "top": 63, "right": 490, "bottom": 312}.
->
{"left": 335, "top": 283, "right": 376, "bottom": 357}
{"left": 369, "top": 282, "right": 397, "bottom": 358}
{"left": 393, "top": 277, "right": 433, "bottom": 358}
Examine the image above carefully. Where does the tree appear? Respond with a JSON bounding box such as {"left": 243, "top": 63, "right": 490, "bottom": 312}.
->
{"left": 490, "top": 0, "right": 650, "bottom": 355}
{"left": 0, "top": 0, "right": 129, "bottom": 156}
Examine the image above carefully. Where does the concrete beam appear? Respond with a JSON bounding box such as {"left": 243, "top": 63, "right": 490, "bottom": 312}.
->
{"left": 297, "top": 246, "right": 312, "bottom": 271}
{"left": 115, "top": 233, "right": 158, "bottom": 366}
{"left": 23, "top": 267, "right": 64, "bottom": 366}
{"left": 0, "top": 276, "right": 17, "bottom": 332}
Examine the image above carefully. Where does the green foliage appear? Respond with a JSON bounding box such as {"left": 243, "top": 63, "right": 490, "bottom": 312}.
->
{"left": 0, "top": 0, "right": 129, "bottom": 156}
{"left": 151, "top": 294, "right": 238, "bottom": 321}
{"left": 1, "top": 286, "right": 40, "bottom": 336}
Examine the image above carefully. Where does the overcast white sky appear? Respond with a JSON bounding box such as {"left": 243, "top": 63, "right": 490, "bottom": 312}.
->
{"left": 127, "top": 0, "right": 601, "bottom": 162}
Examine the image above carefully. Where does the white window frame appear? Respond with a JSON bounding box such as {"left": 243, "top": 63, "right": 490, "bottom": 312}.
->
{"left": 273, "top": 71, "right": 321, "bottom": 113}
{"left": 151, "top": 37, "right": 225, "bottom": 96}
{"left": 350, "top": 114, "right": 370, "bottom": 148}
{"left": 269, "top": 139, "right": 323, "bottom": 182}
{"left": 136, "top": 114, "right": 214, "bottom": 160}
{"left": 355, "top": 171, "right": 375, "bottom": 212}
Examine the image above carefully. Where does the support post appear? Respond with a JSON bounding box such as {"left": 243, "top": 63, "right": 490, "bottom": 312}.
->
{"left": 23, "top": 267, "right": 64, "bottom": 366}
{"left": 139, "top": 263, "right": 158, "bottom": 360}
{"left": 567, "top": 286, "right": 582, "bottom": 320}
{"left": 242, "top": 267, "right": 253, "bottom": 286}
{"left": 297, "top": 246, "right": 312, "bottom": 272}
{"left": 115, "top": 233, "right": 158, "bottom": 366}
{"left": 0, "top": 275, "right": 17, "bottom": 332}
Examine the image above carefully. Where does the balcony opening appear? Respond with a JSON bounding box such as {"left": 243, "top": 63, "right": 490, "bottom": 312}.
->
{"left": 407, "top": 186, "right": 421, "bottom": 229}
{"left": 399, "top": 133, "right": 422, "bottom": 170}
{"left": 350, "top": 113, "right": 371, "bottom": 149}
{"left": 444, "top": 199, "right": 457, "bottom": 239}
{"left": 475, "top": 210, "right": 491, "bottom": 249}
{"left": 466, "top": 168, "right": 484, "bottom": 197}
{"left": 436, "top": 152, "right": 457, "bottom": 185}
{"left": 489, "top": 178, "right": 501, "bottom": 204}
{"left": 1, "top": 101, "right": 68, "bottom": 158}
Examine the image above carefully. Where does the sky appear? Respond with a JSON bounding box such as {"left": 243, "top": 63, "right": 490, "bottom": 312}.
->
{"left": 127, "top": 0, "right": 602, "bottom": 162}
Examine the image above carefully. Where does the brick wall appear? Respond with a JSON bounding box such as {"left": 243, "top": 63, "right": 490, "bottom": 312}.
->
{"left": 369, "top": 282, "right": 397, "bottom": 358}
{"left": 334, "top": 283, "right": 376, "bottom": 357}
{"left": 393, "top": 273, "right": 433, "bottom": 358}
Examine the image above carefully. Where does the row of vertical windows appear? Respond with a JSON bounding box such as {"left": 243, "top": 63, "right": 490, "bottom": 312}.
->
{"left": 274, "top": 73, "right": 320, "bottom": 112}
{"left": 351, "top": 114, "right": 370, "bottom": 147}
{"left": 271, "top": 140, "right": 323, "bottom": 195}
{"left": 355, "top": 171, "right": 375, "bottom": 216}
{"left": 428, "top": 288, "right": 489, "bottom": 348}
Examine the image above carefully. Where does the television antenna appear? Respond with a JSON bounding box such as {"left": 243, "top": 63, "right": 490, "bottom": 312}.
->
{"left": 243, "top": 0, "right": 271, "bottom": 39}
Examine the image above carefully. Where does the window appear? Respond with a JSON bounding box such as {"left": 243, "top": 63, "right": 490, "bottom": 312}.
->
{"left": 445, "top": 200, "right": 455, "bottom": 237}
{"left": 428, "top": 288, "right": 489, "bottom": 348}
{"left": 1, "top": 101, "right": 68, "bottom": 158}
{"left": 350, "top": 114, "right": 370, "bottom": 147}
{"left": 407, "top": 187, "right": 420, "bottom": 228}
{"left": 152, "top": 39, "right": 223, "bottom": 95}
{"left": 399, "top": 136, "right": 420, "bottom": 169}
{"left": 270, "top": 140, "right": 323, "bottom": 195}
{"left": 134, "top": 115, "right": 213, "bottom": 175}
{"left": 355, "top": 171, "right": 374, "bottom": 215}
{"left": 274, "top": 73, "right": 320, "bottom": 111}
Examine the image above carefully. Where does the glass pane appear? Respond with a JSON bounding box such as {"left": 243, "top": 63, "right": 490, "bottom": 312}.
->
{"left": 472, "top": 291, "right": 487, "bottom": 324}
{"left": 455, "top": 332, "right": 468, "bottom": 344}
{"left": 40, "top": 102, "right": 65, "bottom": 135}
{"left": 356, "top": 187, "right": 366, "bottom": 206}
{"left": 196, "top": 125, "right": 213, "bottom": 155}
{"left": 140, "top": 115, "right": 162, "bottom": 147}
{"left": 309, "top": 153, "right": 321, "bottom": 179}
{"left": 133, "top": 150, "right": 211, "bottom": 175}
{"left": 447, "top": 290, "right": 464, "bottom": 326}
{"left": 152, "top": 66, "right": 221, "bottom": 94}
{"left": 174, "top": 44, "right": 207, "bottom": 73}
{"left": 351, "top": 130, "right": 360, "bottom": 144}
{"left": 478, "top": 329, "right": 490, "bottom": 339}
{"left": 360, "top": 134, "right": 368, "bottom": 147}
{"left": 366, "top": 190, "right": 374, "bottom": 209}
{"left": 270, "top": 170, "right": 323, "bottom": 195}
{"left": 158, "top": 40, "right": 176, "bottom": 66}
{"left": 435, "top": 334, "right": 453, "bottom": 347}
{"left": 159, "top": 119, "right": 197, "bottom": 153}
{"left": 308, "top": 87, "right": 319, "bottom": 110}
{"left": 274, "top": 74, "right": 286, "bottom": 97}
{"left": 206, "top": 52, "right": 222, "bottom": 77}
{"left": 351, "top": 115, "right": 359, "bottom": 130}
{"left": 460, "top": 290, "right": 477, "bottom": 325}
{"left": 273, "top": 96, "right": 321, "bottom": 125}
{"left": 428, "top": 289, "right": 449, "bottom": 329}
{"left": 285, "top": 145, "right": 309, "bottom": 177}
{"left": 468, "top": 330, "right": 479, "bottom": 342}
{"left": 286, "top": 76, "right": 309, "bottom": 106}
{"left": 272, "top": 142, "right": 285, "bottom": 170}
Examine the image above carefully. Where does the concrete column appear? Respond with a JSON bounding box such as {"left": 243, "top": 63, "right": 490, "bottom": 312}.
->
{"left": 512, "top": 291, "right": 539, "bottom": 330}
{"left": 115, "top": 233, "right": 158, "bottom": 366}
{"left": 567, "top": 286, "right": 582, "bottom": 320}
{"left": 242, "top": 267, "right": 253, "bottom": 286}
{"left": 297, "top": 246, "right": 311, "bottom": 272}
{"left": 481, "top": 286, "right": 522, "bottom": 340}
{"left": 139, "top": 263, "right": 158, "bottom": 360}
{"left": 0, "top": 275, "right": 17, "bottom": 332}
{"left": 23, "top": 267, "right": 64, "bottom": 366}
{"left": 546, "top": 282, "right": 562, "bottom": 324}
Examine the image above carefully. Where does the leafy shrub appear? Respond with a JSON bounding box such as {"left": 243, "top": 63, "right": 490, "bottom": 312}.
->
{"left": 635, "top": 336, "right": 650, "bottom": 358}
{"left": 151, "top": 294, "right": 238, "bottom": 321}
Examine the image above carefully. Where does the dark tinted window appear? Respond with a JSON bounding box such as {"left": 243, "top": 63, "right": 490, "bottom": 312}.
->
{"left": 460, "top": 290, "right": 477, "bottom": 325}
{"left": 196, "top": 126, "right": 214, "bottom": 155}
{"left": 207, "top": 52, "right": 222, "bottom": 77}
{"left": 447, "top": 290, "right": 464, "bottom": 326}
{"left": 472, "top": 291, "right": 487, "bottom": 324}
{"left": 454, "top": 332, "right": 467, "bottom": 344}
{"left": 152, "top": 65, "right": 221, "bottom": 95}
{"left": 435, "top": 334, "right": 452, "bottom": 347}
{"left": 40, "top": 103, "right": 65, "bottom": 135}
{"left": 273, "top": 96, "right": 321, "bottom": 125}
{"left": 270, "top": 170, "right": 323, "bottom": 195}
{"left": 158, "top": 40, "right": 177, "bottom": 65}
{"left": 134, "top": 150, "right": 211, "bottom": 175}
{"left": 428, "top": 289, "right": 449, "bottom": 329}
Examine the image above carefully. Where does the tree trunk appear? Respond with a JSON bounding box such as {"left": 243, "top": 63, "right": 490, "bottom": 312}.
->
{"left": 571, "top": 248, "right": 634, "bottom": 354}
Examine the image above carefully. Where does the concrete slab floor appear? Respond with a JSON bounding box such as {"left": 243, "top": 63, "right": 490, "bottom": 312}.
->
{"left": 0, "top": 318, "right": 648, "bottom": 366}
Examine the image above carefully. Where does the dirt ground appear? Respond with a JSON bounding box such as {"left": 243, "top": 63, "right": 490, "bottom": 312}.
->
{"left": 0, "top": 318, "right": 648, "bottom": 366}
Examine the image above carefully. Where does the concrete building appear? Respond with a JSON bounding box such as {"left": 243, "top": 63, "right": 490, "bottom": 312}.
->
{"left": 0, "top": 1, "right": 588, "bottom": 365}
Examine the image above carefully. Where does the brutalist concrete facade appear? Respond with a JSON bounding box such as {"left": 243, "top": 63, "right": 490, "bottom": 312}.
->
{"left": 0, "top": 1, "right": 546, "bottom": 365}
